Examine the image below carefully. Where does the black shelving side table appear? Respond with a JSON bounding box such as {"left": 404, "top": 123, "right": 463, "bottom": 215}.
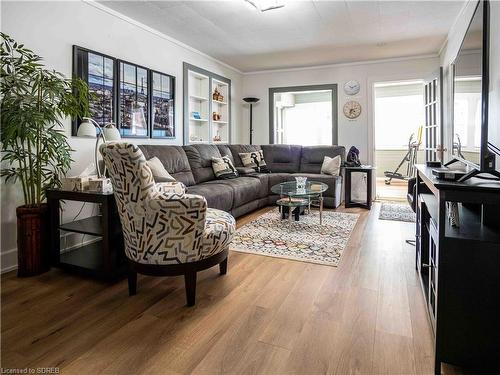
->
{"left": 344, "top": 166, "right": 375, "bottom": 210}
{"left": 46, "top": 189, "right": 126, "bottom": 280}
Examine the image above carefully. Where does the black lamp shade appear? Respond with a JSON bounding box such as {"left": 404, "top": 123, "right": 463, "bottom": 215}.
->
{"left": 243, "top": 97, "right": 260, "bottom": 103}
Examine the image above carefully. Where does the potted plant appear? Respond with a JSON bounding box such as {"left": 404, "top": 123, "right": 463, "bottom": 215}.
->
{"left": 1, "top": 33, "right": 91, "bottom": 276}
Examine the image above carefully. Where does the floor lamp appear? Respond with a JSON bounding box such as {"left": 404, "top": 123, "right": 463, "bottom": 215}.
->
{"left": 243, "top": 97, "right": 259, "bottom": 144}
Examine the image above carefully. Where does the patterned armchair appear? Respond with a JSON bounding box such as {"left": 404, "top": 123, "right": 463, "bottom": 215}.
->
{"left": 100, "top": 142, "right": 235, "bottom": 306}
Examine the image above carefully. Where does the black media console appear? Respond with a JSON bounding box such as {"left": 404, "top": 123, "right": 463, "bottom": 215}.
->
{"left": 415, "top": 165, "right": 500, "bottom": 374}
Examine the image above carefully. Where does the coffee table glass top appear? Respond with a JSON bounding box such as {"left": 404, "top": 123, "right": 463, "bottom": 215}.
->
{"left": 271, "top": 181, "right": 328, "bottom": 197}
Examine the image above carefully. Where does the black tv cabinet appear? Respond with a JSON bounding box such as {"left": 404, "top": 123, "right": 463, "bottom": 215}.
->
{"left": 415, "top": 165, "right": 500, "bottom": 374}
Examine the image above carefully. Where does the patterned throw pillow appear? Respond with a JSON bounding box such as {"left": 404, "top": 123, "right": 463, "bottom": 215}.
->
{"left": 212, "top": 156, "right": 239, "bottom": 179}
{"left": 239, "top": 150, "right": 270, "bottom": 173}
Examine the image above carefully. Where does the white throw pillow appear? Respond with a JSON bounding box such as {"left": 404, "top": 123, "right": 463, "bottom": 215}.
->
{"left": 146, "top": 157, "right": 176, "bottom": 182}
{"left": 321, "top": 155, "right": 341, "bottom": 176}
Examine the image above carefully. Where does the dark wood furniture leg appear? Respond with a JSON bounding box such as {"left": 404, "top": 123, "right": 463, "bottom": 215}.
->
{"left": 219, "top": 257, "right": 228, "bottom": 275}
{"left": 184, "top": 271, "right": 197, "bottom": 307}
{"left": 128, "top": 266, "right": 137, "bottom": 296}
{"left": 129, "top": 248, "right": 229, "bottom": 307}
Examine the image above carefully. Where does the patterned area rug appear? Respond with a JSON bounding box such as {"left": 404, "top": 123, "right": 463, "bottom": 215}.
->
{"left": 378, "top": 202, "right": 416, "bottom": 223}
{"left": 231, "top": 209, "right": 359, "bottom": 267}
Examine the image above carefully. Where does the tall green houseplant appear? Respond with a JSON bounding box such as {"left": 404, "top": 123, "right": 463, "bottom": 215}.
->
{"left": 0, "top": 33, "right": 91, "bottom": 276}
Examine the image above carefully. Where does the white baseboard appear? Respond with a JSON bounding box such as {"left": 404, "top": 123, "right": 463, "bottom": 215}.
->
{"left": 1, "top": 248, "right": 18, "bottom": 274}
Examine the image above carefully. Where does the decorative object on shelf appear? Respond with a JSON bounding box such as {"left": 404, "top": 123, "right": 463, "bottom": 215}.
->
{"left": 213, "top": 87, "right": 224, "bottom": 102}
{"left": 243, "top": 97, "right": 260, "bottom": 144}
{"left": 343, "top": 80, "right": 360, "bottom": 96}
{"left": 213, "top": 111, "right": 221, "bottom": 121}
{"left": 213, "top": 130, "right": 222, "bottom": 142}
{"left": 151, "top": 70, "right": 175, "bottom": 139}
{"left": 343, "top": 100, "right": 362, "bottom": 119}
{"left": 77, "top": 117, "right": 121, "bottom": 178}
{"left": 447, "top": 202, "right": 460, "bottom": 227}
{"left": 191, "top": 111, "right": 201, "bottom": 119}
{"left": 345, "top": 146, "right": 361, "bottom": 167}
{"left": 1, "top": 33, "right": 91, "bottom": 276}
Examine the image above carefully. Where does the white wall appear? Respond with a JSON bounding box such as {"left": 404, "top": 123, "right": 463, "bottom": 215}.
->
{"left": 242, "top": 56, "right": 440, "bottom": 164}
{"left": 0, "top": 0, "right": 243, "bottom": 272}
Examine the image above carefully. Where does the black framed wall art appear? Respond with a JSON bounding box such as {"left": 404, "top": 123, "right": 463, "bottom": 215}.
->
{"left": 150, "top": 70, "right": 175, "bottom": 138}
{"left": 118, "top": 60, "right": 149, "bottom": 138}
{"left": 72, "top": 46, "right": 117, "bottom": 135}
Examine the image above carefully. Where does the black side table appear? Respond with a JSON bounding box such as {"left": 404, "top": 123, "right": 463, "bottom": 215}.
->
{"left": 46, "top": 189, "right": 126, "bottom": 280}
{"left": 344, "top": 166, "right": 375, "bottom": 210}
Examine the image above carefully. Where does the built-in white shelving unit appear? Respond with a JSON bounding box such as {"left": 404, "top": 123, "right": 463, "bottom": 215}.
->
{"left": 183, "top": 63, "right": 231, "bottom": 145}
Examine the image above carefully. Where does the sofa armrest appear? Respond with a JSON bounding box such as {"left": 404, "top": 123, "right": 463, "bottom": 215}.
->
{"left": 156, "top": 181, "right": 186, "bottom": 195}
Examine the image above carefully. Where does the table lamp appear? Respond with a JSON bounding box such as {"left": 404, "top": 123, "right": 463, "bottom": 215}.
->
{"left": 77, "top": 117, "right": 121, "bottom": 178}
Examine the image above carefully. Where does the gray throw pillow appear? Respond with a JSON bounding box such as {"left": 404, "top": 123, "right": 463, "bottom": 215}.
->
{"left": 146, "top": 157, "right": 176, "bottom": 182}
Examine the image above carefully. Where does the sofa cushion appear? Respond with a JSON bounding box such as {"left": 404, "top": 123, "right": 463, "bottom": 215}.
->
{"left": 146, "top": 157, "right": 176, "bottom": 182}
{"left": 287, "top": 173, "right": 341, "bottom": 198}
{"left": 138, "top": 145, "right": 195, "bottom": 186}
{"left": 260, "top": 145, "right": 302, "bottom": 173}
{"left": 183, "top": 144, "right": 222, "bottom": 184}
{"left": 300, "top": 146, "right": 346, "bottom": 174}
{"left": 216, "top": 144, "right": 235, "bottom": 165}
{"left": 186, "top": 182, "right": 234, "bottom": 212}
{"left": 267, "top": 173, "right": 292, "bottom": 194}
{"left": 246, "top": 173, "right": 270, "bottom": 198}
{"left": 212, "top": 177, "right": 263, "bottom": 206}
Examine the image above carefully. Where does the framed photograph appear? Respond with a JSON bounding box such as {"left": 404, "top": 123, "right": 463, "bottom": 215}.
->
{"left": 72, "top": 46, "right": 116, "bottom": 135}
{"left": 118, "top": 60, "right": 150, "bottom": 138}
{"left": 150, "top": 70, "right": 175, "bottom": 138}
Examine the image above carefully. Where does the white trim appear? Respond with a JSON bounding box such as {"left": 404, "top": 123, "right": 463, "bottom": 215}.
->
{"left": 1, "top": 248, "right": 18, "bottom": 274}
{"left": 438, "top": 0, "right": 476, "bottom": 57}
{"left": 242, "top": 54, "right": 439, "bottom": 75}
{"left": 82, "top": 0, "right": 243, "bottom": 74}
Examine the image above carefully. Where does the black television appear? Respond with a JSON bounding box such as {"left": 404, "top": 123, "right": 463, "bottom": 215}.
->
{"left": 449, "top": 0, "right": 500, "bottom": 181}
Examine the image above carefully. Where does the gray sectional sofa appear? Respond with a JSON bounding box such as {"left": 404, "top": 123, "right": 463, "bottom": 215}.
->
{"left": 138, "top": 144, "right": 345, "bottom": 218}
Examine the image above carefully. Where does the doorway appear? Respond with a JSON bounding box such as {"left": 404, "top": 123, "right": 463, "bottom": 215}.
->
{"left": 374, "top": 80, "right": 425, "bottom": 200}
{"left": 269, "top": 84, "right": 338, "bottom": 145}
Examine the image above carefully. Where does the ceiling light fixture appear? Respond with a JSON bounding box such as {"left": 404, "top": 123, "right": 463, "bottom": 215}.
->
{"left": 245, "top": 0, "right": 285, "bottom": 12}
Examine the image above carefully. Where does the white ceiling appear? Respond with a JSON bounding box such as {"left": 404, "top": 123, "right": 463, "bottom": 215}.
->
{"left": 99, "top": 0, "right": 466, "bottom": 73}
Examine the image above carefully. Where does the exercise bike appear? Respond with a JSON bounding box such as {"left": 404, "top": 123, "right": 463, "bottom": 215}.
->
{"left": 384, "top": 127, "right": 422, "bottom": 185}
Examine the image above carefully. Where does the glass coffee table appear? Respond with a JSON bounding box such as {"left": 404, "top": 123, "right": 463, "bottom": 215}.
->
{"left": 271, "top": 181, "right": 328, "bottom": 225}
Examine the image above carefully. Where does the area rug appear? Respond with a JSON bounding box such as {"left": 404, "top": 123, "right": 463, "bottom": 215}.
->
{"left": 231, "top": 209, "right": 359, "bottom": 267}
{"left": 378, "top": 202, "right": 416, "bottom": 223}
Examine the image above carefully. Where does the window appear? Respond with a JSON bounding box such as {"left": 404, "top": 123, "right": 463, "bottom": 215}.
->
{"left": 374, "top": 81, "right": 425, "bottom": 149}
{"left": 118, "top": 61, "right": 149, "bottom": 137}
{"left": 151, "top": 71, "right": 175, "bottom": 138}
{"left": 72, "top": 47, "right": 116, "bottom": 135}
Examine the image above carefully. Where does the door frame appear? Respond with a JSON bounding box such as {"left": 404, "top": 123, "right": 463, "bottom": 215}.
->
{"left": 268, "top": 84, "right": 338, "bottom": 144}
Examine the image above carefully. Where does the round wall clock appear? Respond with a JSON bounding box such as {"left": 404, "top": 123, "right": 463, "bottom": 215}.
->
{"left": 343, "top": 101, "right": 362, "bottom": 119}
{"left": 344, "top": 80, "right": 360, "bottom": 96}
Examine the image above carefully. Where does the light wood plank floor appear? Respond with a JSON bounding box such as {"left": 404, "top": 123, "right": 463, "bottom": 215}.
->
{"left": 1, "top": 204, "right": 474, "bottom": 374}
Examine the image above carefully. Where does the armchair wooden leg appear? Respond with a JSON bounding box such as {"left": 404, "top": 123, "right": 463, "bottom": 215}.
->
{"left": 184, "top": 271, "right": 197, "bottom": 307}
{"left": 128, "top": 268, "right": 137, "bottom": 296}
{"left": 219, "top": 256, "right": 228, "bottom": 275}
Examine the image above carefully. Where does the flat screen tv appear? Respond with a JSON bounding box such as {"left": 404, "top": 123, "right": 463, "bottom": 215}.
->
{"left": 450, "top": 0, "right": 500, "bottom": 181}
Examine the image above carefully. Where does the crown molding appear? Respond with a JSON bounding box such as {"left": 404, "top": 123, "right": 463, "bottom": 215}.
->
{"left": 82, "top": 0, "right": 243, "bottom": 75}
{"left": 242, "top": 53, "right": 440, "bottom": 75}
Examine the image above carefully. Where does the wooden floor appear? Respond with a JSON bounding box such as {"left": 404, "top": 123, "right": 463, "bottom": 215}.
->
{"left": 376, "top": 177, "right": 408, "bottom": 201}
{"left": 1, "top": 204, "right": 473, "bottom": 374}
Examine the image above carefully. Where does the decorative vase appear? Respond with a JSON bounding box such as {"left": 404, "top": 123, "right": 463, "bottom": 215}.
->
{"left": 16, "top": 204, "right": 50, "bottom": 277}
{"left": 295, "top": 176, "right": 307, "bottom": 191}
